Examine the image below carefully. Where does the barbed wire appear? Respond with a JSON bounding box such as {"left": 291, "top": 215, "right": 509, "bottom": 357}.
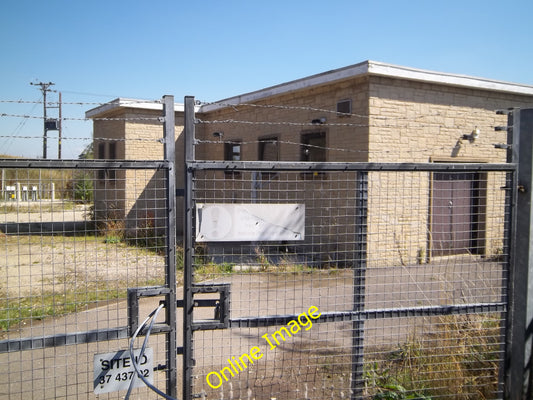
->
{"left": 195, "top": 99, "right": 507, "bottom": 121}
{"left": 196, "top": 138, "right": 503, "bottom": 156}
{"left": 0, "top": 97, "right": 510, "bottom": 158}
{"left": 195, "top": 118, "right": 499, "bottom": 130}
{"left": 0, "top": 99, "right": 163, "bottom": 106}
{"left": 0, "top": 113, "right": 164, "bottom": 122}
{"left": 0, "top": 135, "right": 161, "bottom": 142}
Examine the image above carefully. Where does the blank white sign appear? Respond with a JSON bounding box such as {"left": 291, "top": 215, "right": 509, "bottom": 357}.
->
{"left": 196, "top": 203, "right": 305, "bottom": 242}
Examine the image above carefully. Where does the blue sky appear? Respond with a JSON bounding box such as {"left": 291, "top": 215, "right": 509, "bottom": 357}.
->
{"left": 1, "top": 0, "right": 532, "bottom": 158}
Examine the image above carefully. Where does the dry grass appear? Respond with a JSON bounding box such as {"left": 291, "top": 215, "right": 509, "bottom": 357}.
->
{"left": 365, "top": 314, "right": 502, "bottom": 399}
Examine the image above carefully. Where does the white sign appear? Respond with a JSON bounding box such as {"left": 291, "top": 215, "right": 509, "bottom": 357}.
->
{"left": 196, "top": 203, "right": 305, "bottom": 242}
{"left": 93, "top": 348, "right": 153, "bottom": 394}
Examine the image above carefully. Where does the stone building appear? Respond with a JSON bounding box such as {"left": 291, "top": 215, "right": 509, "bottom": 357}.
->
{"left": 86, "top": 60, "right": 533, "bottom": 265}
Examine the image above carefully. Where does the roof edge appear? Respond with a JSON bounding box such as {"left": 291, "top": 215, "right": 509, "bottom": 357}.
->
{"left": 85, "top": 98, "right": 187, "bottom": 119}
{"left": 199, "top": 61, "right": 370, "bottom": 112}
{"left": 367, "top": 61, "right": 533, "bottom": 95}
{"left": 86, "top": 61, "right": 533, "bottom": 117}
{"left": 200, "top": 60, "right": 533, "bottom": 112}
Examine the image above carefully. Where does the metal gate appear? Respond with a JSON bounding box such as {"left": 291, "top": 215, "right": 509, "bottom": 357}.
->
{"left": 181, "top": 100, "right": 520, "bottom": 399}
{"left": 0, "top": 96, "right": 178, "bottom": 399}
{"left": 183, "top": 162, "right": 513, "bottom": 400}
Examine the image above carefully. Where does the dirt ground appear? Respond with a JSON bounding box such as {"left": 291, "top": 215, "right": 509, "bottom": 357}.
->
{"left": 0, "top": 203, "right": 165, "bottom": 298}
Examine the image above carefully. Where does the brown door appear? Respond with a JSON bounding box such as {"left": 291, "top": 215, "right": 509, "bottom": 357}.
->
{"left": 431, "top": 172, "right": 478, "bottom": 256}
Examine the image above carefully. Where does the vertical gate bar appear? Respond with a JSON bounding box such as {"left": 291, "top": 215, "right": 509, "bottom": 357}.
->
{"left": 183, "top": 96, "right": 196, "bottom": 400}
{"left": 502, "top": 109, "right": 518, "bottom": 398}
{"left": 508, "top": 108, "right": 533, "bottom": 400}
{"left": 163, "top": 95, "right": 178, "bottom": 398}
{"left": 351, "top": 171, "right": 368, "bottom": 398}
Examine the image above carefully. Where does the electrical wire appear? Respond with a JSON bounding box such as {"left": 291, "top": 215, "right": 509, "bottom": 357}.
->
{"left": 126, "top": 302, "right": 176, "bottom": 400}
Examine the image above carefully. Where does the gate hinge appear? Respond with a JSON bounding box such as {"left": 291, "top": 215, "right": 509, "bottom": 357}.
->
{"left": 177, "top": 283, "right": 231, "bottom": 330}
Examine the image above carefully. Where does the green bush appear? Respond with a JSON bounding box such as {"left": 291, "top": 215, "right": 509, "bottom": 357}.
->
{"left": 72, "top": 173, "right": 93, "bottom": 203}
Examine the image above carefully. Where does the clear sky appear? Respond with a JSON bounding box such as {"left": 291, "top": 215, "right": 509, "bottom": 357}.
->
{"left": 1, "top": 0, "right": 532, "bottom": 158}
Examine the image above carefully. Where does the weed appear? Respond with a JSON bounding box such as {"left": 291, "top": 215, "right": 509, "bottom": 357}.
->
{"left": 365, "top": 314, "right": 501, "bottom": 399}
{"left": 0, "top": 285, "right": 125, "bottom": 332}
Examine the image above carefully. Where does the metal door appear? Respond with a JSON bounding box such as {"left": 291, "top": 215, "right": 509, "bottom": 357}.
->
{"left": 431, "top": 172, "right": 478, "bottom": 256}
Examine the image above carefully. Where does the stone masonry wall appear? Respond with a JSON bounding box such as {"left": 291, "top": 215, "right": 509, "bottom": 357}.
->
{"left": 366, "top": 76, "right": 533, "bottom": 266}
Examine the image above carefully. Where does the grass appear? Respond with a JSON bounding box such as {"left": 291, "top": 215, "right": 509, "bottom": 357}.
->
{"left": 0, "top": 234, "right": 167, "bottom": 333}
{"left": 0, "top": 286, "right": 125, "bottom": 332}
{"left": 0, "top": 201, "right": 79, "bottom": 214}
{"left": 364, "top": 314, "right": 502, "bottom": 399}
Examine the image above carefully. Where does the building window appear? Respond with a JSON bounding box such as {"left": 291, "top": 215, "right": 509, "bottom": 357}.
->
{"left": 337, "top": 99, "right": 352, "bottom": 117}
{"left": 97, "top": 142, "right": 106, "bottom": 181}
{"left": 259, "top": 137, "right": 279, "bottom": 180}
{"left": 301, "top": 132, "right": 326, "bottom": 162}
{"left": 108, "top": 141, "right": 117, "bottom": 159}
{"left": 301, "top": 132, "right": 326, "bottom": 179}
{"left": 259, "top": 137, "right": 279, "bottom": 161}
{"left": 224, "top": 140, "right": 241, "bottom": 177}
{"left": 97, "top": 141, "right": 117, "bottom": 182}
{"left": 98, "top": 142, "right": 106, "bottom": 159}
{"left": 225, "top": 141, "right": 241, "bottom": 161}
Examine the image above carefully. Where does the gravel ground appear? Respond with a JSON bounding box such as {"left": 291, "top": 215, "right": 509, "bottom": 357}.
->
{"left": 1, "top": 204, "right": 165, "bottom": 297}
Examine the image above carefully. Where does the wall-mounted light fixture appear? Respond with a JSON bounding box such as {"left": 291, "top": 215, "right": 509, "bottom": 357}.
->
{"left": 212, "top": 131, "right": 224, "bottom": 139}
{"left": 462, "top": 127, "right": 480, "bottom": 143}
{"left": 311, "top": 117, "right": 327, "bottom": 125}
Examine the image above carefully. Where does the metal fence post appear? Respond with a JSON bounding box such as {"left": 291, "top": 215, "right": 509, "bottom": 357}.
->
{"left": 183, "top": 96, "right": 196, "bottom": 400}
{"left": 508, "top": 108, "right": 533, "bottom": 399}
{"left": 163, "top": 95, "right": 178, "bottom": 398}
{"left": 351, "top": 171, "right": 368, "bottom": 398}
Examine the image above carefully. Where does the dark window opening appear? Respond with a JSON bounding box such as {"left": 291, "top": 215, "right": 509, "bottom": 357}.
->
{"left": 301, "top": 132, "right": 326, "bottom": 179}
{"left": 301, "top": 132, "right": 326, "bottom": 162}
{"left": 259, "top": 137, "right": 279, "bottom": 180}
{"left": 224, "top": 141, "right": 241, "bottom": 177}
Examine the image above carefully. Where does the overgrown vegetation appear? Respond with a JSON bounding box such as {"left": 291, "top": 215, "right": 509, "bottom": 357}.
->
{"left": 365, "top": 314, "right": 501, "bottom": 399}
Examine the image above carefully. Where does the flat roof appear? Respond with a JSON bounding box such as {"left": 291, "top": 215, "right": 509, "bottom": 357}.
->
{"left": 86, "top": 60, "right": 533, "bottom": 117}
{"left": 200, "top": 60, "right": 533, "bottom": 112}
{"left": 85, "top": 98, "right": 188, "bottom": 119}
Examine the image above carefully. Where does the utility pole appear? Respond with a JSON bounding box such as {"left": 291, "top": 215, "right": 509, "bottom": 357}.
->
{"left": 58, "top": 92, "right": 62, "bottom": 159}
{"left": 30, "top": 81, "right": 55, "bottom": 159}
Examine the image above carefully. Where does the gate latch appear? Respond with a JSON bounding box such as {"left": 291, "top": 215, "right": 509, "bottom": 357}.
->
{"left": 178, "top": 283, "right": 230, "bottom": 331}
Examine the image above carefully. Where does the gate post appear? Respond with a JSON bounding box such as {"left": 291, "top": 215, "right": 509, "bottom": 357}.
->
{"left": 183, "top": 96, "right": 196, "bottom": 400}
{"left": 163, "top": 95, "right": 178, "bottom": 398}
{"left": 508, "top": 108, "right": 533, "bottom": 399}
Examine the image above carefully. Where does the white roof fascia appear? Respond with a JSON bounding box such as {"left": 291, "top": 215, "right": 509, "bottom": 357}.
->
{"left": 85, "top": 98, "right": 188, "bottom": 119}
{"left": 367, "top": 61, "right": 533, "bottom": 96}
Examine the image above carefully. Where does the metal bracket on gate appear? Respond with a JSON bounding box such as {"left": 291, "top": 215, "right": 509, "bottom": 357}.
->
{"left": 178, "top": 283, "right": 231, "bottom": 331}
{"left": 127, "top": 286, "right": 172, "bottom": 336}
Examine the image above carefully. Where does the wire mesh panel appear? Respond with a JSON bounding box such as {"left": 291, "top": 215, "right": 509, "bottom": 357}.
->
{"left": 186, "top": 165, "right": 510, "bottom": 400}
{"left": 0, "top": 163, "right": 174, "bottom": 399}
